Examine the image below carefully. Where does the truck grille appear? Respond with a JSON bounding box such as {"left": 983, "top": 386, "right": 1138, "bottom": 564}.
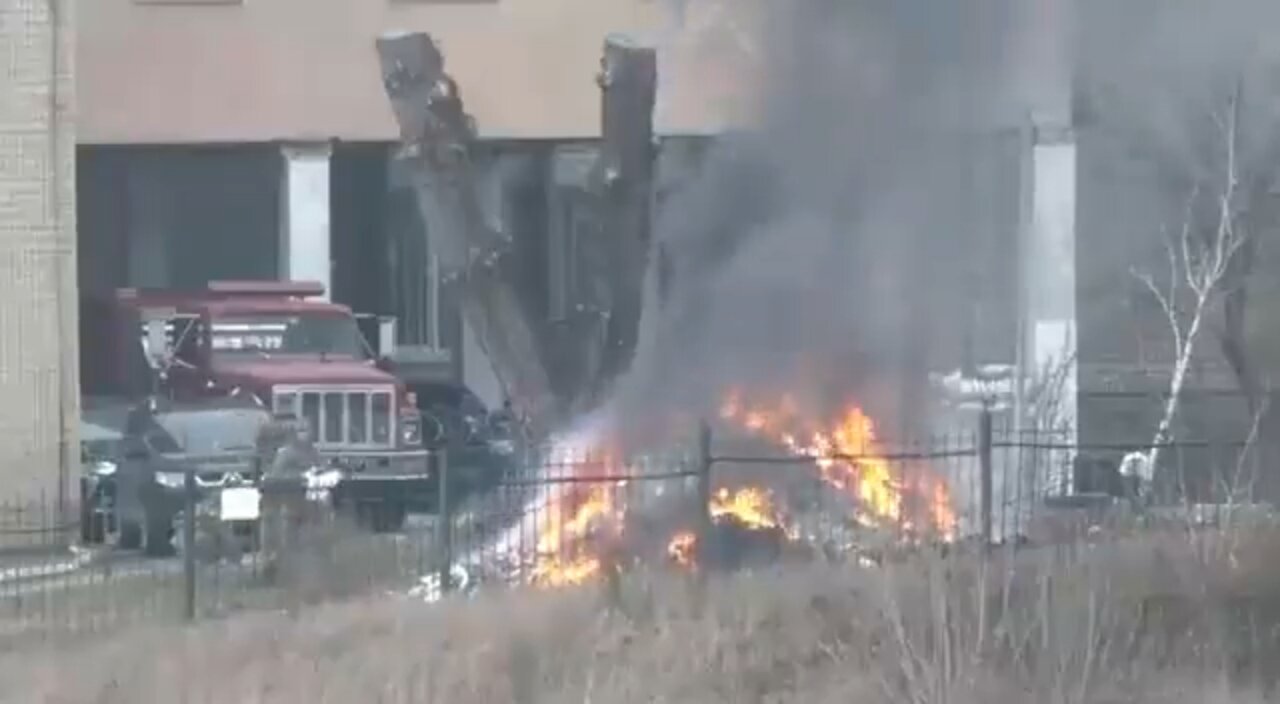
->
{"left": 272, "top": 387, "right": 395, "bottom": 448}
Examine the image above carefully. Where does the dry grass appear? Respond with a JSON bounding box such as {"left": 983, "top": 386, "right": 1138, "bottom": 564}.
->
{"left": 3, "top": 522, "right": 1280, "bottom": 703}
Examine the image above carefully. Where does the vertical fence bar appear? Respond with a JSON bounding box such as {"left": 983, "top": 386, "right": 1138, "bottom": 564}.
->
{"left": 436, "top": 450, "right": 452, "bottom": 597}
{"left": 695, "top": 420, "right": 713, "bottom": 575}
{"left": 183, "top": 466, "right": 197, "bottom": 622}
{"left": 979, "top": 404, "right": 993, "bottom": 546}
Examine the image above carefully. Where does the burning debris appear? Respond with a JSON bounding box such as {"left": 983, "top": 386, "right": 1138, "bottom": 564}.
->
{"left": 719, "top": 389, "right": 958, "bottom": 542}
{"left": 667, "top": 486, "right": 798, "bottom": 571}
{"left": 529, "top": 482, "right": 624, "bottom": 588}
{"left": 412, "top": 389, "right": 960, "bottom": 601}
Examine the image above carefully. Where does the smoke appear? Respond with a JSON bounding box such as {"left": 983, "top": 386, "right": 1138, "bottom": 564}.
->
{"left": 606, "top": 0, "right": 1031, "bottom": 439}
{"left": 1077, "top": 0, "right": 1280, "bottom": 186}
{"left": 1071, "top": 0, "right": 1280, "bottom": 388}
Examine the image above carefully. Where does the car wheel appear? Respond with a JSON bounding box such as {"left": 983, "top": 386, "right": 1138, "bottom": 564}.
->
{"left": 143, "top": 511, "right": 175, "bottom": 558}
{"left": 80, "top": 495, "right": 97, "bottom": 544}
{"left": 117, "top": 519, "right": 142, "bottom": 550}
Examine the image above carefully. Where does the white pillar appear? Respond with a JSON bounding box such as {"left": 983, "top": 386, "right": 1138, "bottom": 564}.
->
{"left": 1011, "top": 0, "right": 1079, "bottom": 498}
{"left": 1020, "top": 123, "right": 1079, "bottom": 496}
{"left": 279, "top": 143, "right": 332, "bottom": 299}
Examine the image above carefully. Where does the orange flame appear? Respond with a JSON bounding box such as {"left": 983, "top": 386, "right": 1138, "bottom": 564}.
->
{"left": 668, "top": 531, "right": 697, "bottom": 567}
{"left": 720, "top": 390, "right": 957, "bottom": 541}
{"left": 710, "top": 486, "right": 787, "bottom": 531}
{"left": 666, "top": 486, "right": 790, "bottom": 568}
{"left": 530, "top": 390, "right": 957, "bottom": 590}
{"left": 527, "top": 450, "right": 628, "bottom": 587}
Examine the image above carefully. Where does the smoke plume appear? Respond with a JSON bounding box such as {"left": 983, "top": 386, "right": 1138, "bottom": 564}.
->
{"left": 607, "top": 0, "right": 1032, "bottom": 440}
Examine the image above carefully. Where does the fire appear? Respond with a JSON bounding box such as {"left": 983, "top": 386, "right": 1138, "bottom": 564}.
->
{"left": 666, "top": 486, "right": 790, "bottom": 568}
{"left": 524, "top": 442, "right": 629, "bottom": 588}
{"left": 720, "top": 390, "right": 957, "bottom": 541}
{"left": 528, "top": 484, "right": 621, "bottom": 587}
{"left": 710, "top": 486, "right": 787, "bottom": 531}
{"left": 668, "top": 531, "right": 697, "bottom": 567}
{"left": 521, "top": 389, "right": 956, "bottom": 591}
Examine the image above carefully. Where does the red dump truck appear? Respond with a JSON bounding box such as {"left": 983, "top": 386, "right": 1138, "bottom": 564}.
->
{"left": 80, "top": 280, "right": 430, "bottom": 530}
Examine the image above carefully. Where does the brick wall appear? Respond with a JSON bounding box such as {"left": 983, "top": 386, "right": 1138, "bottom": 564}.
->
{"left": 0, "top": 0, "right": 78, "bottom": 510}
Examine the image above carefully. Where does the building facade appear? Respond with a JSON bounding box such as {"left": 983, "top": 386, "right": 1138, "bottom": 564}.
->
{"left": 75, "top": 0, "right": 746, "bottom": 411}
{"left": 0, "top": 0, "right": 78, "bottom": 505}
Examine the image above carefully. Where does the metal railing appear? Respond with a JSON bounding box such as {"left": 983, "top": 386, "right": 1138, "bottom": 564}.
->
{"left": 0, "top": 414, "right": 1267, "bottom": 645}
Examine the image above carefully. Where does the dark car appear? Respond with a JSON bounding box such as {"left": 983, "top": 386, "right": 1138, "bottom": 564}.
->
{"left": 79, "top": 403, "right": 132, "bottom": 544}
{"left": 412, "top": 382, "right": 521, "bottom": 498}
{"left": 113, "top": 401, "right": 274, "bottom": 556}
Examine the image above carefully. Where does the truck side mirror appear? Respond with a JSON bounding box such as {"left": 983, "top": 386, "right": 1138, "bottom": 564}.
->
{"left": 377, "top": 316, "right": 397, "bottom": 359}
{"left": 144, "top": 318, "right": 171, "bottom": 370}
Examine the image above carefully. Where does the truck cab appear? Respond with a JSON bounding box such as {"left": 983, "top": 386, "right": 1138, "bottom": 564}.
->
{"left": 82, "top": 280, "right": 431, "bottom": 530}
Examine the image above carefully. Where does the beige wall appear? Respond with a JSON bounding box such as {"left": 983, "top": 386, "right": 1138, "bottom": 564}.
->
{"left": 79, "top": 0, "right": 757, "bottom": 144}
{"left": 0, "top": 0, "right": 79, "bottom": 506}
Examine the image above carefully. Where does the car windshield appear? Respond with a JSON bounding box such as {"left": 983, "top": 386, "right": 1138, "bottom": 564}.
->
{"left": 417, "top": 385, "right": 487, "bottom": 417}
{"left": 81, "top": 439, "right": 119, "bottom": 462}
{"left": 210, "top": 314, "right": 369, "bottom": 360}
{"left": 152, "top": 409, "right": 269, "bottom": 455}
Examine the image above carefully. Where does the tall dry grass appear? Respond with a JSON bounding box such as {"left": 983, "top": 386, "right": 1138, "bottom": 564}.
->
{"left": 3, "top": 520, "right": 1280, "bottom": 703}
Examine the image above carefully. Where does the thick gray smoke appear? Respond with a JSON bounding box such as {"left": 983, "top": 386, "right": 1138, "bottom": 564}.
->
{"left": 608, "top": 0, "right": 1030, "bottom": 440}
{"left": 1072, "top": 0, "right": 1280, "bottom": 422}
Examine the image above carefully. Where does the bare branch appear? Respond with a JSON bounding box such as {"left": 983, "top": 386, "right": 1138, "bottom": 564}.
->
{"left": 1133, "top": 267, "right": 1182, "bottom": 353}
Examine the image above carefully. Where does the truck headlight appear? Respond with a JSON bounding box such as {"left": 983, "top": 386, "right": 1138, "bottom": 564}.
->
{"left": 90, "top": 460, "right": 117, "bottom": 477}
{"left": 488, "top": 439, "right": 515, "bottom": 456}
{"left": 401, "top": 417, "right": 422, "bottom": 446}
{"left": 154, "top": 471, "right": 186, "bottom": 490}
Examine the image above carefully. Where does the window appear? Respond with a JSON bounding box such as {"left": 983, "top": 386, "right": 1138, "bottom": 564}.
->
{"left": 209, "top": 314, "right": 370, "bottom": 360}
{"left": 154, "top": 411, "right": 267, "bottom": 454}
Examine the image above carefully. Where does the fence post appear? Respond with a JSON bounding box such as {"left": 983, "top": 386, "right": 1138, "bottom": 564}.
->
{"left": 182, "top": 466, "right": 197, "bottom": 622}
{"left": 436, "top": 450, "right": 453, "bottom": 596}
{"left": 979, "top": 402, "right": 994, "bottom": 547}
{"left": 695, "top": 420, "right": 713, "bottom": 573}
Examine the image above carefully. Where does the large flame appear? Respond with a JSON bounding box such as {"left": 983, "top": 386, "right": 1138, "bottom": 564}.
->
{"left": 720, "top": 389, "right": 957, "bottom": 540}
{"left": 522, "top": 389, "right": 956, "bottom": 590}
{"left": 528, "top": 484, "right": 621, "bottom": 587}
{"left": 667, "top": 486, "right": 792, "bottom": 568}
{"left": 524, "top": 441, "right": 629, "bottom": 588}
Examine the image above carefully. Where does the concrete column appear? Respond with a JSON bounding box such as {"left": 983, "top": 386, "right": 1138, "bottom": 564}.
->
{"left": 1010, "top": 0, "right": 1079, "bottom": 497}
{"left": 0, "top": 0, "right": 78, "bottom": 509}
{"left": 279, "top": 143, "right": 332, "bottom": 299}
{"left": 1019, "top": 123, "right": 1079, "bottom": 496}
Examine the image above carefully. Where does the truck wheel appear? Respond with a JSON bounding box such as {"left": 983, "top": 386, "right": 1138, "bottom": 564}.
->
{"left": 117, "top": 519, "right": 142, "bottom": 550}
{"left": 359, "top": 502, "right": 407, "bottom": 534}
{"left": 80, "top": 497, "right": 101, "bottom": 544}
{"left": 143, "top": 512, "right": 175, "bottom": 558}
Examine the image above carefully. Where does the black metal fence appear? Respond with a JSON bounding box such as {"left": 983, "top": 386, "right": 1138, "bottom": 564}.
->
{"left": 0, "top": 413, "right": 1267, "bottom": 645}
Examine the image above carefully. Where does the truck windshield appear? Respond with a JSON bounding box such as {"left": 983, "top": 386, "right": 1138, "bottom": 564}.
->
{"left": 153, "top": 410, "right": 269, "bottom": 455}
{"left": 210, "top": 314, "right": 369, "bottom": 360}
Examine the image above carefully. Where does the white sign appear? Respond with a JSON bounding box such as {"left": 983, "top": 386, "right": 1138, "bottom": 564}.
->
{"left": 210, "top": 322, "right": 288, "bottom": 352}
{"left": 219, "top": 487, "right": 262, "bottom": 522}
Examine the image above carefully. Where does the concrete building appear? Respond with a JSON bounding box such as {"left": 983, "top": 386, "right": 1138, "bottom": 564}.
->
{"left": 0, "top": 0, "right": 78, "bottom": 506}
{"left": 75, "top": 0, "right": 748, "bottom": 411}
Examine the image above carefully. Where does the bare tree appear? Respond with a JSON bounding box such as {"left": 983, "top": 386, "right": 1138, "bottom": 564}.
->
{"left": 1129, "top": 83, "right": 1252, "bottom": 488}
{"left": 1079, "top": 0, "right": 1280, "bottom": 486}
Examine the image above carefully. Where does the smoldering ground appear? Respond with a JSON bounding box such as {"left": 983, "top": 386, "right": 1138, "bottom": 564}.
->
{"left": 607, "top": 0, "right": 1031, "bottom": 441}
